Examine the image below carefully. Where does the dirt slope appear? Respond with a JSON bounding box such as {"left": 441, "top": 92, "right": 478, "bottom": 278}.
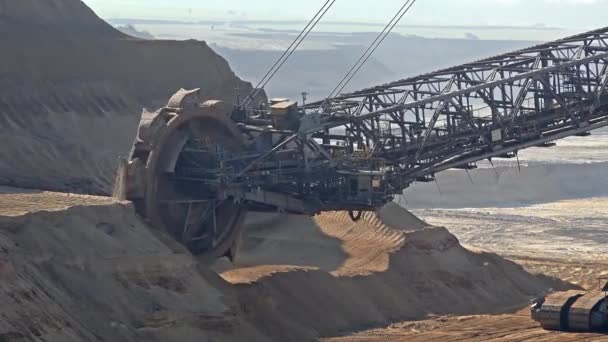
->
{"left": 216, "top": 206, "right": 569, "bottom": 340}
{"left": 0, "top": 187, "right": 270, "bottom": 342}
{"left": 329, "top": 256, "right": 608, "bottom": 341}
{"left": 377, "top": 202, "right": 429, "bottom": 231}
{"left": 326, "top": 309, "right": 607, "bottom": 341}
{"left": 0, "top": 187, "right": 573, "bottom": 341}
{"left": 0, "top": 0, "right": 260, "bottom": 195}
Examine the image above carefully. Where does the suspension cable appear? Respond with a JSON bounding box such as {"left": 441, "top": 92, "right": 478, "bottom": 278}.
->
{"left": 317, "top": 0, "right": 418, "bottom": 112}
{"left": 335, "top": 0, "right": 417, "bottom": 97}
{"left": 243, "top": 0, "right": 337, "bottom": 107}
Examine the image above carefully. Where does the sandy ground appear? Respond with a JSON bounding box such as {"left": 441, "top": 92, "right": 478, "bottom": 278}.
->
{"left": 0, "top": 187, "right": 572, "bottom": 341}
{"left": 0, "top": 186, "right": 117, "bottom": 216}
{"left": 327, "top": 257, "right": 608, "bottom": 341}
{"left": 325, "top": 197, "right": 608, "bottom": 340}
{"left": 0, "top": 187, "right": 272, "bottom": 342}
{"left": 214, "top": 205, "right": 573, "bottom": 340}
{"left": 414, "top": 198, "right": 608, "bottom": 285}
{"left": 1, "top": 168, "right": 605, "bottom": 341}
{"left": 325, "top": 309, "right": 607, "bottom": 341}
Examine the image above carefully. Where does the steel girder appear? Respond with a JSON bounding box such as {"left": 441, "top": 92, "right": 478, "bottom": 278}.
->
{"left": 302, "top": 27, "right": 608, "bottom": 187}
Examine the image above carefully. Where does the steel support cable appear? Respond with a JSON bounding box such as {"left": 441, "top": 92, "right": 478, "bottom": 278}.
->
{"left": 328, "top": 0, "right": 414, "bottom": 98}
{"left": 252, "top": 1, "right": 337, "bottom": 99}
{"left": 335, "top": 0, "right": 417, "bottom": 97}
{"left": 243, "top": 0, "right": 337, "bottom": 107}
{"left": 317, "top": 0, "right": 418, "bottom": 112}
{"left": 243, "top": 1, "right": 335, "bottom": 107}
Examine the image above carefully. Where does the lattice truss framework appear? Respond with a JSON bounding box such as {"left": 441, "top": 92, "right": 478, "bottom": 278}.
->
{"left": 303, "top": 27, "right": 608, "bottom": 183}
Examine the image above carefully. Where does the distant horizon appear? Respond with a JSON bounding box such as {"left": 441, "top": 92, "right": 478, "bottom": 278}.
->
{"left": 83, "top": 0, "right": 605, "bottom": 31}
{"left": 107, "top": 17, "right": 566, "bottom": 32}
{"left": 107, "top": 16, "right": 586, "bottom": 44}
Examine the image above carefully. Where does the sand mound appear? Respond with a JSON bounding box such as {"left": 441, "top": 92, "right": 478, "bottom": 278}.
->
{"left": 217, "top": 207, "right": 569, "bottom": 340}
{"left": 0, "top": 187, "right": 269, "bottom": 341}
{"left": 223, "top": 211, "right": 406, "bottom": 278}
{"left": 327, "top": 309, "right": 603, "bottom": 341}
{"left": 377, "top": 202, "right": 429, "bottom": 230}
{"left": 0, "top": 0, "right": 262, "bottom": 195}
{"left": 0, "top": 188, "right": 571, "bottom": 341}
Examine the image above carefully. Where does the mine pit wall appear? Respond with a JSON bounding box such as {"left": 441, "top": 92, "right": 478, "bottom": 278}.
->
{"left": 0, "top": 0, "right": 125, "bottom": 38}
{"left": 0, "top": 0, "right": 262, "bottom": 195}
{"left": 404, "top": 161, "right": 608, "bottom": 208}
{"left": 0, "top": 39, "right": 256, "bottom": 195}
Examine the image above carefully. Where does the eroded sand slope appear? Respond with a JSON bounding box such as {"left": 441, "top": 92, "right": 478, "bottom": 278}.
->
{"left": 0, "top": 187, "right": 268, "bottom": 342}
{"left": 326, "top": 309, "right": 607, "bottom": 341}
{"left": 216, "top": 205, "right": 568, "bottom": 340}
{"left": 0, "top": 188, "right": 570, "bottom": 341}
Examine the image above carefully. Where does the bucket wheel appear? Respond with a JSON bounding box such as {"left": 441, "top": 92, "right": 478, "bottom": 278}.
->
{"left": 119, "top": 89, "right": 247, "bottom": 260}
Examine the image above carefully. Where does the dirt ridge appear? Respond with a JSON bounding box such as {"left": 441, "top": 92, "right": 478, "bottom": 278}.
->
{"left": 0, "top": 188, "right": 268, "bottom": 341}
{"left": 0, "top": 0, "right": 261, "bottom": 195}
{"left": 218, "top": 207, "right": 569, "bottom": 340}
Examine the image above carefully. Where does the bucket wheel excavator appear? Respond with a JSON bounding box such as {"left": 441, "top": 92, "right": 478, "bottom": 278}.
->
{"left": 114, "top": 90, "right": 249, "bottom": 260}
{"left": 115, "top": 26, "right": 608, "bottom": 264}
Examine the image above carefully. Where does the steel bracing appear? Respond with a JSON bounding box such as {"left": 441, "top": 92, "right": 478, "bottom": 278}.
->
{"left": 129, "top": 27, "right": 608, "bottom": 223}
{"left": 120, "top": 26, "right": 608, "bottom": 259}
{"left": 301, "top": 27, "right": 608, "bottom": 189}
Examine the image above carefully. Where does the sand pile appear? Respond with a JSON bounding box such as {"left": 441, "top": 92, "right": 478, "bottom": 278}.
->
{"left": 0, "top": 187, "right": 270, "bottom": 342}
{"left": 377, "top": 202, "right": 429, "bottom": 230}
{"left": 217, "top": 205, "right": 568, "bottom": 340}
{"left": 0, "top": 0, "right": 261, "bottom": 195}
{"left": 0, "top": 188, "right": 570, "bottom": 341}
{"left": 224, "top": 205, "right": 428, "bottom": 277}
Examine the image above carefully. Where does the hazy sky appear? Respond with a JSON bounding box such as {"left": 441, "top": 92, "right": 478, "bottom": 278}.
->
{"left": 83, "top": 0, "right": 607, "bottom": 29}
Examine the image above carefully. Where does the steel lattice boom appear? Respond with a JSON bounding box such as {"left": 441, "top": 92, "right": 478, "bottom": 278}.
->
{"left": 303, "top": 27, "right": 608, "bottom": 186}
{"left": 120, "top": 27, "right": 608, "bottom": 257}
